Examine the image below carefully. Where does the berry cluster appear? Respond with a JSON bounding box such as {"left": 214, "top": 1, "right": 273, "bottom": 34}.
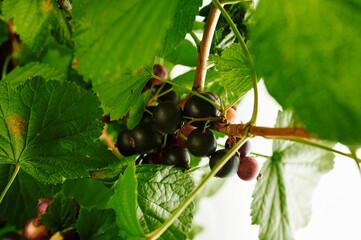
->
{"left": 224, "top": 139, "right": 259, "bottom": 180}
{"left": 115, "top": 64, "right": 259, "bottom": 181}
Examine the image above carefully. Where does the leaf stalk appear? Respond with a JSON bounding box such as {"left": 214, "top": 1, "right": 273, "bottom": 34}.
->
{"left": 0, "top": 164, "right": 20, "bottom": 205}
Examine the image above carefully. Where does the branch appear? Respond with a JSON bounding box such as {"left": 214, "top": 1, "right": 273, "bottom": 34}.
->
{"left": 211, "top": 122, "right": 314, "bottom": 140}
{"left": 193, "top": 4, "right": 223, "bottom": 92}
{"left": 212, "top": 0, "right": 259, "bottom": 125}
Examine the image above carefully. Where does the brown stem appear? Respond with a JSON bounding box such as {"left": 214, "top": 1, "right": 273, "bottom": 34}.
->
{"left": 211, "top": 122, "right": 314, "bottom": 140}
{"left": 193, "top": 4, "right": 222, "bottom": 92}
{"left": 101, "top": 129, "right": 121, "bottom": 157}
{"left": 8, "top": 19, "right": 20, "bottom": 67}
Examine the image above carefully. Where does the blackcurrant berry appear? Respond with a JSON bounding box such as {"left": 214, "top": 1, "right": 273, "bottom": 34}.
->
{"left": 153, "top": 101, "right": 184, "bottom": 134}
{"left": 184, "top": 93, "right": 219, "bottom": 127}
{"left": 116, "top": 129, "right": 136, "bottom": 156}
{"left": 130, "top": 122, "right": 161, "bottom": 154}
{"left": 164, "top": 147, "right": 190, "bottom": 168}
{"left": 225, "top": 139, "right": 251, "bottom": 158}
{"left": 142, "top": 153, "right": 163, "bottom": 165}
{"left": 36, "top": 198, "right": 52, "bottom": 215}
{"left": 141, "top": 106, "right": 155, "bottom": 124}
{"left": 209, "top": 149, "right": 240, "bottom": 178}
{"left": 187, "top": 128, "right": 217, "bottom": 157}
{"left": 150, "top": 64, "right": 167, "bottom": 85}
{"left": 24, "top": 217, "right": 51, "bottom": 240}
{"left": 237, "top": 156, "right": 259, "bottom": 181}
{"left": 158, "top": 83, "right": 180, "bottom": 102}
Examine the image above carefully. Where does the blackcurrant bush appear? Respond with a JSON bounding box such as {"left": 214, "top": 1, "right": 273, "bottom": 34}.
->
{"left": 116, "top": 129, "right": 136, "bottom": 156}
{"left": 209, "top": 149, "right": 240, "bottom": 178}
{"left": 225, "top": 138, "right": 251, "bottom": 158}
{"left": 36, "top": 198, "right": 52, "bottom": 215}
{"left": 158, "top": 83, "right": 180, "bottom": 102}
{"left": 237, "top": 156, "right": 259, "bottom": 181}
{"left": 153, "top": 101, "right": 184, "bottom": 134}
{"left": 187, "top": 128, "right": 217, "bottom": 157}
{"left": 150, "top": 64, "right": 167, "bottom": 85}
{"left": 130, "top": 122, "right": 162, "bottom": 154}
{"left": 142, "top": 153, "right": 163, "bottom": 165}
{"left": 0, "top": 232, "right": 26, "bottom": 240}
{"left": 164, "top": 147, "right": 190, "bottom": 168}
{"left": 184, "top": 93, "right": 219, "bottom": 127}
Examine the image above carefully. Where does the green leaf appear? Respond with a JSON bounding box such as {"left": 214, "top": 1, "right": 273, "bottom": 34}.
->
{"left": 251, "top": 111, "right": 335, "bottom": 240}
{"left": 210, "top": 43, "right": 253, "bottom": 105}
{"left": 93, "top": 69, "right": 151, "bottom": 120}
{"left": 164, "top": 39, "right": 198, "bottom": 67}
{"left": 62, "top": 178, "right": 113, "bottom": 209}
{"left": 42, "top": 192, "right": 78, "bottom": 233}
{"left": 17, "top": 38, "right": 73, "bottom": 77}
{"left": 172, "top": 70, "right": 197, "bottom": 96}
{"left": 73, "top": 0, "right": 177, "bottom": 84}
{"left": 106, "top": 165, "right": 144, "bottom": 239}
{"left": 127, "top": 90, "right": 151, "bottom": 130}
{"left": 0, "top": 164, "right": 60, "bottom": 228}
{"left": 0, "top": 76, "right": 114, "bottom": 183}
{"left": 137, "top": 165, "right": 195, "bottom": 240}
{"left": 3, "top": 62, "right": 65, "bottom": 85}
{"left": 0, "top": 20, "right": 9, "bottom": 46}
{"left": 77, "top": 207, "right": 120, "bottom": 240}
{"left": 160, "top": 0, "right": 202, "bottom": 57}
{"left": 250, "top": 0, "right": 361, "bottom": 145}
{"left": 2, "top": 0, "right": 71, "bottom": 55}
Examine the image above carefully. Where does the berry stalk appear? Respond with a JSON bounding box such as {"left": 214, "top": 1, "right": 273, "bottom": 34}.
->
{"left": 151, "top": 75, "right": 222, "bottom": 110}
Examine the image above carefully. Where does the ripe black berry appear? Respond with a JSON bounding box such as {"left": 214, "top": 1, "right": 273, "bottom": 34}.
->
{"left": 130, "top": 122, "right": 162, "bottom": 154}
{"left": 116, "top": 129, "right": 136, "bottom": 156}
{"left": 153, "top": 101, "right": 184, "bottom": 134}
{"left": 158, "top": 83, "right": 180, "bottom": 102}
{"left": 142, "top": 153, "right": 163, "bottom": 165}
{"left": 150, "top": 64, "right": 167, "bottom": 85}
{"left": 141, "top": 106, "right": 155, "bottom": 124}
{"left": 237, "top": 156, "right": 259, "bottom": 181}
{"left": 187, "top": 128, "right": 217, "bottom": 157}
{"left": 164, "top": 147, "right": 190, "bottom": 168}
{"left": 225, "top": 139, "right": 251, "bottom": 158}
{"left": 184, "top": 93, "right": 219, "bottom": 127}
{"left": 209, "top": 149, "right": 240, "bottom": 178}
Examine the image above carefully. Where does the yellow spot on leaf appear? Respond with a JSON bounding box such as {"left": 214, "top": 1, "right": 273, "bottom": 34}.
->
{"left": 41, "top": 0, "right": 54, "bottom": 13}
{"left": 7, "top": 115, "right": 26, "bottom": 142}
